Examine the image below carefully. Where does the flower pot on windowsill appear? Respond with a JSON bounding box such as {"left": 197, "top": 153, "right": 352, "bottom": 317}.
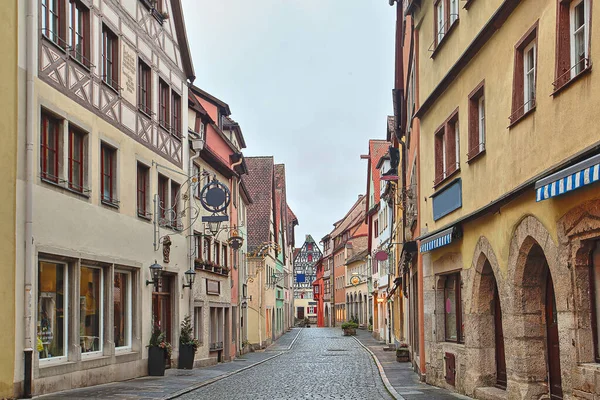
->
{"left": 178, "top": 344, "right": 195, "bottom": 369}
{"left": 396, "top": 347, "right": 410, "bottom": 362}
{"left": 148, "top": 346, "right": 166, "bottom": 376}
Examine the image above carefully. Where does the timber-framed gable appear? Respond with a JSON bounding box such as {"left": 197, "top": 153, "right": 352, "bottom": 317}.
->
{"left": 37, "top": 0, "right": 193, "bottom": 168}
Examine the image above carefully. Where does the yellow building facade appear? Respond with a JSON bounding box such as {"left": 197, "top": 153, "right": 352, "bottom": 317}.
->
{"left": 1, "top": 1, "right": 17, "bottom": 397}
{"left": 411, "top": 0, "right": 600, "bottom": 398}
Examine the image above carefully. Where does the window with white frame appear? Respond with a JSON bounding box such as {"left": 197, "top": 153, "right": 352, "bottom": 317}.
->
{"left": 194, "top": 306, "right": 203, "bottom": 344}
{"left": 523, "top": 41, "right": 536, "bottom": 113}
{"left": 114, "top": 270, "right": 131, "bottom": 350}
{"left": 80, "top": 265, "right": 103, "bottom": 355}
{"left": 436, "top": 0, "right": 445, "bottom": 43}
{"left": 450, "top": 0, "right": 458, "bottom": 24}
{"left": 571, "top": 0, "right": 590, "bottom": 76}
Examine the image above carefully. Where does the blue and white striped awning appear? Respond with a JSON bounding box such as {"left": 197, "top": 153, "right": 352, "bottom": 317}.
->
{"left": 536, "top": 153, "right": 600, "bottom": 202}
{"left": 419, "top": 226, "right": 459, "bottom": 253}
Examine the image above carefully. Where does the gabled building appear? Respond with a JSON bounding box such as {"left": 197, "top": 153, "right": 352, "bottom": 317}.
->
{"left": 319, "top": 234, "right": 333, "bottom": 327}
{"left": 293, "top": 235, "right": 322, "bottom": 324}
{"left": 16, "top": 0, "right": 195, "bottom": 395}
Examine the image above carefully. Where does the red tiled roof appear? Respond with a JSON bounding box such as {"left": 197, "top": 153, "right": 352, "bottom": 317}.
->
{"left": 369, "top": 140, "right": 390, "bottom": 206}
{"left": 243, "top": 157, "right": 275, "bottom": 252}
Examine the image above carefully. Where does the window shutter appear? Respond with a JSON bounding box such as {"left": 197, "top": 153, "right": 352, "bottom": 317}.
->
{"left": 468, "top": 98, "right": 478, "bottom": 154}
{"left": 512, "top": 48, "right": 525, "bottom": 119}
{"left": 556, "top": 2, "right": 571, "bottom": 87}
{"left": 446, "top": 122, "right": 457, "bottom": 173}
{"left": 435, "top": 133, "right": 444, "bottom": 183}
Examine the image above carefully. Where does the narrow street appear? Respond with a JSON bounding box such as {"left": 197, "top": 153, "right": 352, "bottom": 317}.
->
{"left": 178, "top": 327, "right": 392, "bottom": 400}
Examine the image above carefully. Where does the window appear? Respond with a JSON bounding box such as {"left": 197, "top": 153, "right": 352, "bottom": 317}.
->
{"left": 193, "top": 164, "right": 201, "bottom": 197}
{"left": 222, "top": 245, "right": 228, "bottom": 268}
{"left": 138, "top": 59, "right": 152, "bottom": 115}
{"left": 203, "top": 237, "right": 211, "bottom": 261}
{"left": 68, "top": 127, "right": 85, "bottom": 192}
{"left": 102, "top": 24, "right": 118, "bottom": 90}
{"left": 137, "top": 163, "right": 150, "bottom": 218}
{"left": 374, "top": 220, "right": 379, "bottom": 238}
{"left": 214, "top": 241, "right": 220, "bottom": 265}
{"left": 433, "top": 0, "right": 459, "bottom": 48}
{"left": 158, "top": 174, "right": 168, "bottom": 219}
{"left": 170, "top": 181, "right": 180, "bottom": 229}
{"left": 68, "top": 1, "right": 90, "bottom": 66}
{"left": 194, "top": 232, "right": 202, "bottom": 261}
{"left": 100, "top": 143, "right": 117, "bottom": 205}
{"left": 171, "top": 92, "right": 182, "bottom": 138}
{"left": 555, "top": 0, "right": 591, "bottom": 89}
{"left": 41, "top": 112, "right": 60, "bottom": 183}
{"left": 194, "top": 306, "right": 203, "bottom": 344}
{"left": 444, "top": 273, "right": 463, "bottom": 343}
{"left": 159, "top": 79, "right": 170, "bottom": 130}
{"left": 38, "top": 261, "right": 67, "bottom": 361}
{"left": 42, "top": 0, "right": 64, "bottom": 46}
{"left": 80, "top": 266, "right": 103, "bottom": 354}
{"left": 114, "top": 271, "right": 131, "bottom": 349}
{"left": 510, "top": 25, "right": 537, "bottom": 123}
{"left": 434, "top": 111, "right": 459, "bottom": 185}
{"left": 468, "top": 83, "right": 485, "bottom": 160}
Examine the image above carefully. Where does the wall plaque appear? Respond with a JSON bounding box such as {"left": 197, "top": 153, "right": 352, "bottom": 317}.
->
{"left": 206, "top": 279, "right": 220, "bottom": 295}
{"left": 121, "top": 41, "right": 137, "bottom": 106}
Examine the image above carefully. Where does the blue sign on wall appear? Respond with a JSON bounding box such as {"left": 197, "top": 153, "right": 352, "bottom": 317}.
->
{"left": 432, "top": 178, "right": 462, "bottom": 221}
{"left": 296, "top": 273, "right": 306, "bottom": 283}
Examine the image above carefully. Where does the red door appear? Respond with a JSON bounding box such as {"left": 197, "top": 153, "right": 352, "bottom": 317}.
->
{"left": 494, "top": 283, "right": 507, "bottom": 389}
{"left": 546, "top": 274, "right": 563, "bottom": 399}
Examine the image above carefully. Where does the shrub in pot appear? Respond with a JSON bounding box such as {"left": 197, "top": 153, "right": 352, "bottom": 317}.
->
{"left": 178, "top": 315, "right": 199, "bottom": 369}
{"left": 341, "top": 321, "right": 358, "bottom": 336}
{"left": 147, "top": 320, "right": 171, "bottom": 376}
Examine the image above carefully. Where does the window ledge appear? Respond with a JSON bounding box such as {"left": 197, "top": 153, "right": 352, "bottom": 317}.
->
{"left": 466, "top": 149, "right": 486, "bottom": 164}
{"left": 138, "top": 107, "right": 153, "bottom": 119}
{"left": 431, "top": 20, "right": 459, "bottom": 59}
{"left": 551, "top": 65, "right": 592, "bottom": 97}
{"left": 508, "top": 106, "right": 536, "bottom": 129}
{"left": 101, "top": 199, "right": 120, "bottom": 209}
{"left": 433, "top": 167, "right": 460, "bottom": 189}
{"left": 41, "top": 177, "right": 91, "bottom": 199}
{"left": 463, "top": 0, "right": 475, "bottom": 9}
{"left": 102, "top": 80, "right": 120, "bottom": 95}
{"left": 69, "top": 54, "right": 91, "bottom": 72}
{"left": 138, "top": 212, "right": 152, "bottom": 222}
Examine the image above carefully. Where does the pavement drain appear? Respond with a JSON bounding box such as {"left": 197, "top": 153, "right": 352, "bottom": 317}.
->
{"left": 326, "top": 349, "right": 348, "bottom": 352}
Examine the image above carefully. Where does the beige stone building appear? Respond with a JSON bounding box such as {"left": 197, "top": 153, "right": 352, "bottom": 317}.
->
{"left": 407, "top": 0, "right": 600, "bottom": 399}
{"left": 15, "top": 0, "right": 196, "bottom": 395}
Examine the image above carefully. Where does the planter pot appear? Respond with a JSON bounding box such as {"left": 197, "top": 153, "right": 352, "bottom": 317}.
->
{"left": 396, "top": 349, "right": 410, "bottom": 362}
{"left": 178, "top": 344, "right": 196, "bottom": 369}
{"left": 148, "top": 347, "right": 166, "bottom": 376}
{"left": 343, "top": 328, "right": 356, "bottom": 336}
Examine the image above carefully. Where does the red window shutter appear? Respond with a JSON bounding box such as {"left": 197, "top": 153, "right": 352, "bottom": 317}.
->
{"left": 434, "top": 132, "right": 444, "bottom": 183}
{"left": 446, "top": 121, "right": 457, "bottom": 173}
{"left": 468, "top": 98, "right": 478, "bottom": 154}
{"left": 556, "top": 2, "right": 571, "bottom": 88}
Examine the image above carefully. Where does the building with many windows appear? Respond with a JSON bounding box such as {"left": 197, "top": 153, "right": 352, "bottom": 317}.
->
{"left": 404, "top": 0, "right": 600, "bottom": 398}
{"left": 16, "top": 0, "right": 195, "bottom": 395}
{"left": 293, "top": 235, "right": 322, "bottom": 324}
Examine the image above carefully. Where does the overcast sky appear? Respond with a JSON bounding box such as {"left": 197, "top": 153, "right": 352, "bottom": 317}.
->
{"left": 181, "top": 0, "right": 396, "bottom": 248}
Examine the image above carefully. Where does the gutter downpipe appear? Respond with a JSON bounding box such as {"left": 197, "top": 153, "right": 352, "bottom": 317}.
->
{"left": 188, "top": 145, "right": 201, "bottom": 327}
{"left": 24, "top": 0, "right": 36, "bottom": 396}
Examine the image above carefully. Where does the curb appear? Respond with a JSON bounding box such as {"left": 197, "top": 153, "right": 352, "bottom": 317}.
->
{"left": 352, "top": 335, "right": 405, "bottom": 400}
{"left": 164, "top": 351, "right": 284, "bottom": 400}
{"left": 165, "top": 329, "right": 302, "bottom": 399}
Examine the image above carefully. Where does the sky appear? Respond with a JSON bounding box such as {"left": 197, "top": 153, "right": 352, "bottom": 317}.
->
{"left": 181, "top": 0, "right": 396, "bottom": 248}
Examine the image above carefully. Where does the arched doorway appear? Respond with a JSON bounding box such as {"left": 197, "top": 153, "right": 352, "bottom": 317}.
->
{"left": 514, "top": 241, "right": 563, "bottom": 399}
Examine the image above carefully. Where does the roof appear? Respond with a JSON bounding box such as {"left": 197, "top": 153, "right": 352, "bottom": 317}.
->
{"left": 223, "top": 116, "right": 247, "bottom": 149}
{"left": 346, "top": 249, "right": 369, "bottom": 265}
{"left": 243, "top": 157, "right": 275, "bottom": 252}
{"left": 191, "top": 85, "right": 231, "bottom": 115}
{"left": 366, "top": 140, "right": 390, "bottom": 211}
{"left": 170, "top": 0, "right": 195, "bottom": 82}
{"left": 386, "top": 115, "right": 395, "bottom": 142}
{"left": 376, "top": 154, "right": 390, "bottom": 170}
{"left": 330, "top": 195, "right": 366, "bottom": 238}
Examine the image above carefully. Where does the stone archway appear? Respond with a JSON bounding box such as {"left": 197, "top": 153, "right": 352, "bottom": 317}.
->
{"left": 505, "top": 215, "right": 571, "bottom": 400}
{"left": 464, "top": 237, "right": 507, "bottom": 396}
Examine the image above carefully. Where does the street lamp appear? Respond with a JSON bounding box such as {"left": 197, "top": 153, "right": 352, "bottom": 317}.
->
{"left": 146, "top": 260, "right": 163, "bottom": 291}
{"left": 208, "top": 220, "right": 221, "bottom": 236}
{"left": 183, "top": 268, "right": 196, "bottom": 289}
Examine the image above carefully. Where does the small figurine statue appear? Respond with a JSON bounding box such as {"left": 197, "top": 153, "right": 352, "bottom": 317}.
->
{"left": 163, "top": 235, "right": 172, "bottom": 264}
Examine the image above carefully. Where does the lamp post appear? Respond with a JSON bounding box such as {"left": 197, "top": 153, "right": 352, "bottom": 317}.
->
{"left": 183, "top": 268, "right": 196, "bottom": 289}
{"left": 145, "top": 260, "right": 163, "bottom": 291}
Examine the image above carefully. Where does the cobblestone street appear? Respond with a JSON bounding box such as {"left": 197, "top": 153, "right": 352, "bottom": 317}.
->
{"left": 177, "top": 327, "right": 392, "bottom": 400}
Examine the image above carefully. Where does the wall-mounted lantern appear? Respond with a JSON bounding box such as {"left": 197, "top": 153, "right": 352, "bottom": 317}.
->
{"left": 183, "top": 268, "right": 196, "bottom": 289}
{"left": 146, "top": 260, "right": 163, "bottom": 291}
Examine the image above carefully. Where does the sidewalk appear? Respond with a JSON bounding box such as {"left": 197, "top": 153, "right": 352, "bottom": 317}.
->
{"left": 353, "top": 329, "right": 472, "bottom": 400}
{"left": 34, "top": 328, "right": 301, "bottom": 400}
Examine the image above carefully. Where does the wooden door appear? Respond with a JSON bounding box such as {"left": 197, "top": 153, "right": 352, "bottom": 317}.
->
{"left": 494, "top": 284, "right": 507, "bottom": 389}
{"left": 152, "top": 275, "right": 172, "bottom": 367}
{"left": 546, "top": 274, "right": 563, "bottom": 400}
{"left": 297, "top": 306, "right": 304, "bottom": 319}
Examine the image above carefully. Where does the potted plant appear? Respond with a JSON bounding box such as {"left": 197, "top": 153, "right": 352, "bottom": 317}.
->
{"left": 341, "top": 321, "right": 358, "bottom": 336}
{"left": 396, "top": 343, "right": 410, "bottom": 362}
{"left": 178, "top": 315, "right": 199, "bottom": 369}
{"left": 147, "top": 320, "right": 171, "bottom": 376}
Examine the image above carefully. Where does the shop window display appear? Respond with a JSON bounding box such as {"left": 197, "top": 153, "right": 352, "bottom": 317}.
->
{"left": 38, "top": 261, "right": 67, "bottom": 360}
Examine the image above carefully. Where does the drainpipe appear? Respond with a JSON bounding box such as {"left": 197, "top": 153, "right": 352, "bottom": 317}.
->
{"left": 259, "top": 268, "right": 262, "bottom": 347}
{"left": 24, "top": 0, "right": 37, "bottom": 396}
{"left": 188, "top": 143, "right": 201, "bottom": 323}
